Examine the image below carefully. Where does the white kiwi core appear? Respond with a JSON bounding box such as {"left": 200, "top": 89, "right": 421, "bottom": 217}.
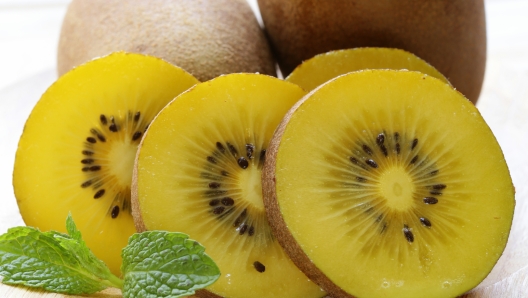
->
{"left": 379, "top": 167, "right": 415, "bottom": 211}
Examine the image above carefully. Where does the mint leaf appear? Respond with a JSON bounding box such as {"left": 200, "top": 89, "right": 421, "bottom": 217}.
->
{"left": 56, "top": 214, "right": 119, "bottom": 282}
{"left": 0, "top": 216, "right": 122, "bottom": 294}
{"left": 121, "top": 231, "right": 220, "bottom": 298}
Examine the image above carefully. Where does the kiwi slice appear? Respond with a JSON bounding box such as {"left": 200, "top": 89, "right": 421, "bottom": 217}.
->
{"left": 263, "top": 70, "right": 515, "bottom": 298}
{"left": 13, "top": 52, "right": 199, "bottom": 275}
{"left": 132, "top": 73, "right": 326, "bottom": 297}
{"left": 286, "top": 47, "right": 449, "bottom": 92}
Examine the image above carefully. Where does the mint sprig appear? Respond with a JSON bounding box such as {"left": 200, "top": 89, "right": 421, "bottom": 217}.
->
{"left": 0, "top": 215, "right": 220, "bottom": 297}
{"left": 122, "top": 231, "right": 221, "bottom": 297}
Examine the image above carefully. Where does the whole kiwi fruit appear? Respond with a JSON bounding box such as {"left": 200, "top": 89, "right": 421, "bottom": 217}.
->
{"left": 257, "top": 0, "right": 486, "bottom": 104}
{"left": 58, "top": 0, "right": 276, "bottom": 81}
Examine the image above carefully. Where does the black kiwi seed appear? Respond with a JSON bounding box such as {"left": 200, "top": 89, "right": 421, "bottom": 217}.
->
{"left": 227, "top": 142, "right": 238, "bottom": 157}
{"left": 410, "top": 155, "right": 419, "bottom": 164}
{"left": 221, "top": 170, "right": 229, "bottom": 176}
{"left": 395, "top": 143, "right": 401, "bottom": 154}
{"left": 356, "top": 176, "right": 367, "bottom": 183}
{"left": 253, "top": 261, "right": 266, "bottom": 273}
{"left": 209, "top": 182, "right": 221, "bottom": 189}
{"left": 216, "top": 142, "right": 226, "bottom": 153}
{"left": 366, "top": 159, "right": 378, "bottom": 168}
{"left": 109, "top": 123, "right": 118, "bottom": 132}
{"left": 248, "top": 226, "right": 255, "bottom": 236}
{"left": 82, "top": 150, "right": 94, "bottom": 156}
{"left": 93, "top": 189, "right": 105, "bottom": 199}
{"left": 411, "top": 138, "right": 418, "bottom": 150}
{"left": 134, "top": 111, "right": 140, "bottom": 122}
{"left": 362, "top": 144, "right": 373, "bottom": 156}
{"left": 81, "top": 180, "right": 92, "bottom": 188}
{"left": 376, "top": 133, "right": 385, "bottom": 145}
{"left": 89, "top": 165, "right": 101, "bottom": 171}
{"left": 207, "top": 156, "right": 217, "bottom": 164}
{"left": 239, "top": 224, "right": 248, "bottom": 235}
{"left": 403, "top": 225, "right": 414, "bottom": 243}
{"left": 238, "top": 157, "right": 249, "bottom": 169}
{"left": 213, "top": 206, "right": 225, "bottom": 215}
{"left": 81, "top": 159, "right": 94, "bottom": 164}
{"left": 420, "top": 217, "right": 432, "bottom": 227}
{"left": 100, "top": 114, "right": 107, "bottom": 125}
{"left": 246, "top": 144, "right": 255, "bottom": 159}
{"left": 423, "top": 197, "right": 438, "bottom": 204}
{"left": 209, "top": 199, "right": 220, "bottom": 206}
{"left": 234, "top": 209, "right": 247, "bottom": 227}
{"left": 431, "top": 184, "right": 447, "bottom": 190}
{"left": 111, "top": 206, "right": 119, "bottom": 218}
{"left": 86, "top": 137, "right": 97, "bottom": 144}
{"left": 132, "top": 131, "right": 142, "bottom": 141}
{"left": 394, "top": 132, "right": 400, "bottom": 142}
{"left": 376, "top": 133, "right": 388, "bottom": 157}
{"left": 221, "top": 197, "right": 234, "bottom": 206}
{"left": 350, "top": 157, "right": 360, "bottom": 165}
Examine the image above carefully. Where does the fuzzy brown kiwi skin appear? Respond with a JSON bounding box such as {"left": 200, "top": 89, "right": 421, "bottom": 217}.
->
{"left": 58, "top": 0, "right": 276, "bottom": 81}
{"left": 262, "top": 81, "right": 353, "bottom": 298}
{"left": 258, "top": 0, "right": 485, "bottom": 104}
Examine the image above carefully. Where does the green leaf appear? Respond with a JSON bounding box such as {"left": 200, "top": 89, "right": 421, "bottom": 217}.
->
{"left": 56, "top": 214, "right": 119, "bottom": 282}
{"left": 0, "top": 216, "right": 122, "bottom": 294}
{"left": 121, "top": 231, "right": 220, "bottom": 298}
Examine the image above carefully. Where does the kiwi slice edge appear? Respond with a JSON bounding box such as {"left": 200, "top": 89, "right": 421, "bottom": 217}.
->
{"left": 285, "top": 47, "right": 450, "bottom": 93}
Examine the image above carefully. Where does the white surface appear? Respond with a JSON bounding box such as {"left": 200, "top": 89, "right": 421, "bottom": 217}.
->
{"left": 0, "top": 0, "right": 68, "bottom": 91}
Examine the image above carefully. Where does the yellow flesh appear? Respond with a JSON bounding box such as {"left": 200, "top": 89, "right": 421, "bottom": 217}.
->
{"left": 134, "top": 74, "right": 325, "bottom": 297}
{"left": 286, "top": 47, "right": 449, "bottom": 92}
{"left": 273, "top": 70, "right": 514, "bottom": 298}
{"left": 13, "top": 52, "right": 198, "bottom": 275}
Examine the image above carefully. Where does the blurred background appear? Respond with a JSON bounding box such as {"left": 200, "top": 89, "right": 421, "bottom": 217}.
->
{"left": 0, "top": 0, "right": 526, "bottom": 296}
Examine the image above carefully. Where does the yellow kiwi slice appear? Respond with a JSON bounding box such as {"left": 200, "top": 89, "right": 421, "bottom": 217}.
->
{"left": 132, "top": 73, "right": 326, "bottom": 298}
{"left": 286, "top": 48, "right": 449, "bottom": 92}
{"left": 263, "top": 70, "right": 515, "bottom": 298}
{"left": 13, "top": 52, "right": 199, "bottom": 275}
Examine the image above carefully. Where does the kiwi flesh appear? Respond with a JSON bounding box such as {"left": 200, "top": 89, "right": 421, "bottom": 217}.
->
{"left": 286, "top": 47, "right": 450, "bottom": 92}
{"left": 58, "top": 0, "right": 276, "bottom": 82}
{"left": 263, "top": 70, "right": 514, "bottom": 297}
{"left": 132, "top": 73, "right": 326, "bottom": 297}
{"left": 13, "top": 52, "right": 199, "bottom": 275}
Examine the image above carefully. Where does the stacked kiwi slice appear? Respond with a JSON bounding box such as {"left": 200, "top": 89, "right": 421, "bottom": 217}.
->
{"left": 132, "top": 73, "right": 326, "bottom": 297}
{"left": 285, "top": 47, "right": 450, "bottom": 92}
{"left": 13, "top": 52, "right": 199, "bottom": 275}
{"left": 262, "top": 70, "right": 515, "bottom": 297}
